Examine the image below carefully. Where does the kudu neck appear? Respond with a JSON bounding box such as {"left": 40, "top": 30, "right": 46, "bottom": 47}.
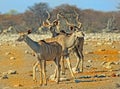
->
{"left": 65, "top": 32, "right": 77, "bottom": 48}
{"left": 24, "top": 35, "right": 40, "bottom": 53}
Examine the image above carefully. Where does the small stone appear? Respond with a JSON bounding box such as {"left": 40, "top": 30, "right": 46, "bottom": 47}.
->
{"left": 12, "top": 44, "right": 17, "bottom": 47}
{"left": 88, "top": 60, "right": 92, "bottom": 63}
{"left": 31, "top": 53, "right": 36, "bottom": 56}
{"left": 111, "top": 73, "right": 116, "bottom": 77}
{"left": 101, "top": 61, "right": 107, "bottom": 65}
{"left": 49, "top": 74, "right": 56, "bottom": 81}
{"left": 98, "top": 49, "right": 105, "bottom": 51}
{"left": 74, "top": 79, "right": 80, "bottom": 83}
{"left": 85, "top": 51, "right": 93, "bottom": 54}
{"left": 116, "top": 83, "right": 120, "bottom": 88}
{"left": 97, "top": 42, "right": 102, "bottom": 45}
{"left": 112, "top": 46, "right": 115, "bottom": 48}
{"left": 94, "top": 74, "right": 106, "bottom": 78}
{"left": 50, "top": 64, "right": 52, "bottom": 67}
{"left": 7, "top": 70, "right": 17, "bottom": 74}
{"left": 115, "top": 61, "right": 120, "bottom": 65}
{"left": 86, "top": 65, "right": 91, "bottom": 68}
{"left": 0, "top": 43, "right": 2, "bottom": 46}
{"left": 29, "top": 74, "right": 33, "bottom": 77}
{"left": 14, "top": 84, "right": 22, "bottom": 87}
{"left": 5, "top": 52, "right": 11, "bottom": 55}
{"left": 79, "top": 75, "right": 91, "bottom": 79}
{"left": 103, "top": 55, "right": 107, "bottom": 58}
{"left": 10, "top": 57, "right": 16, "bottom": 60}
{"left": 116, "top": 72, "right": 120, "bottom": 77}
{"left": 1, "top": 74, "right": 8, "bottom": 79}
{"left": 25, "top": 50, "right": 29, "bottom": 54}
{"left": 60, "top": 78, "right": 70, "bottom": 81}
{"left": 2, "top": 72, "right": 8, "bottom": 75}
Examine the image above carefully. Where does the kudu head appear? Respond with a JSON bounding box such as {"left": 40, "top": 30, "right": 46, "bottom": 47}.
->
{"left": 60, "top": 10, "right": 82, "bottom": 32}
{"left": 42, "top": 11, "right": 63, "bottom": 37}
{"left": 74, "top": 30, "right": 84, "bottom": 38}
{"left": 14, "top": 25, "right": 33, "bottom": 42}
{"left": 52, "top": 13, "right": 63, "bottom": 26}
{"left": 60, "top": 10, "right": 84, "bottom": 38}
{"left": 17, "top": 30, "right": 32, "bottom": 42}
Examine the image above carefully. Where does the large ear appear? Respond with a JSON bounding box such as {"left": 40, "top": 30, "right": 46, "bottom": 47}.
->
{"left": 69, "top": 26, "right": 74, "bottom": 31}
{"left": 53, "top": 20, "right": 59, "bottom": 26}
{"left": 43, "top": 21, "right": 49, "bottom": 27}
{"left": 27, "top": 29, "right": 32, "bottom": 34}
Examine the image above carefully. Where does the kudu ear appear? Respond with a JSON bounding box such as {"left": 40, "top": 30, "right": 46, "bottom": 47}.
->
{"left": 43, "top": 21, "right": 49, "bottom": 26}
{"left": 69, "top": 26, "right": 74, "bottom": 31}
{"left": 27, "top": 29, "right": 32, "bottom": 34}
{"left": 53, "top": 20, "right": 59, "bottom": 26}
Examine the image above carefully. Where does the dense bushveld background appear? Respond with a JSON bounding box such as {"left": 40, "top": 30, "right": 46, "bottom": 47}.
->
{"left": 0, "top": 2, "right": 120, "bottom": 33}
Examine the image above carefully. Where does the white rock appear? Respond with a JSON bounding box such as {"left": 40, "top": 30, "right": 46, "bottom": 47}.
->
{"left": 72, "top": 67, "right": 80, "bottom": 73}
{"left": 116, "top": 72, "right": 120, "bottom": 76}
{"left": 98, "top": 49, "right": 105, "bottom": 51}
{"left": 7, "top": 70, "right": 17, "bottom": 74}
{"left": 84, "top": 51, "right": 93, "bottom": 54}
{"left": 0, "top": 43, "right": 2, "bottom": 46}
{"left": 25, "top": 50, "right": 29, "bottom": 54}
{"left": 14, "top": 84, "right": 22, "bottom": 87}
{"left": 10, "top": 57, "right": 16, "bottom": 60}
{"left": 0, "top": 74, "right": 8, "bottom": 79}
{"left": 112, "top": 46, "right": 115, "bottom": 48}
{"left": 60, "top": 77, "right": 70, "bottom": 81}
{"left": 5, "top": 52, "right": 11, "bottom": 55}
{"left": 88, "top": 60, "right": 93, "bottom": 63}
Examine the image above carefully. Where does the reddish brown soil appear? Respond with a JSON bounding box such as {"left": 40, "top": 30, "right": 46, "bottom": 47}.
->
{"left": 0, "top": 41, "right": 120, "bottom": 89}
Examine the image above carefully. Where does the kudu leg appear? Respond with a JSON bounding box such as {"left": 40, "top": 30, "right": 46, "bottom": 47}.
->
{"left": 66, "top": 56, "right": 76, "bottom": 79}
{"left": 78, "top": 50, "right": 84, "bottom": 72}
{"left": 54, "top": 57, "right": 60, "bottom": 84}
{"left": 73, "top": 49, "right": 84, "bottom": 73}
{"left": 42, "top": 60, "right": 47, "bottom": 86}
{"left": 33, "top": 61, "right": 39, "bottom": 82}
{"left": 39, "top": 60, "right": 43, "bottom": 86}
{"left": 73, "top": 50, "right": 80, "bottom": 73}
{"left": 61, "top": 56, "right": 65, "bottom": 75}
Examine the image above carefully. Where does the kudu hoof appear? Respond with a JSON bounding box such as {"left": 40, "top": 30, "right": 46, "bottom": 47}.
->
{"left": 33, "top": 79, "right": 37, "bottom": 82}
{"left": 72, "top": 68, "right": 81, "bottom": 73}
{"left": 43, "top": 84, "right": 47, "bottom": 86}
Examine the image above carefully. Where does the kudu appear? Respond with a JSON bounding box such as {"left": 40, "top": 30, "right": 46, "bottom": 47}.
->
{"left": 44, "top": 11, "right": 84, "bottom": 74}
{"left": 33, "top": 29, "right": 84, "bottom": 81}
{"left": 16, "top": 29, "right": 62, "bottom": 86}
{"left": 62, "top": 11, "right": 84, "bottom": 73}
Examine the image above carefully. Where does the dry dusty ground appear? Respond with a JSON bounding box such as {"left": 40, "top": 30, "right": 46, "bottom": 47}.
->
{"left": 0, "top": 34, "right": 120, "bottom": 89}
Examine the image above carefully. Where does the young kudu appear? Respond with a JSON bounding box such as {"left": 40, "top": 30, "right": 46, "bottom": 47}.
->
{"left": 16, "top": 30, "right": 62, "bottom": 86}
{"left": 33, "top": 29, "right": 84, "bottom": 81}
